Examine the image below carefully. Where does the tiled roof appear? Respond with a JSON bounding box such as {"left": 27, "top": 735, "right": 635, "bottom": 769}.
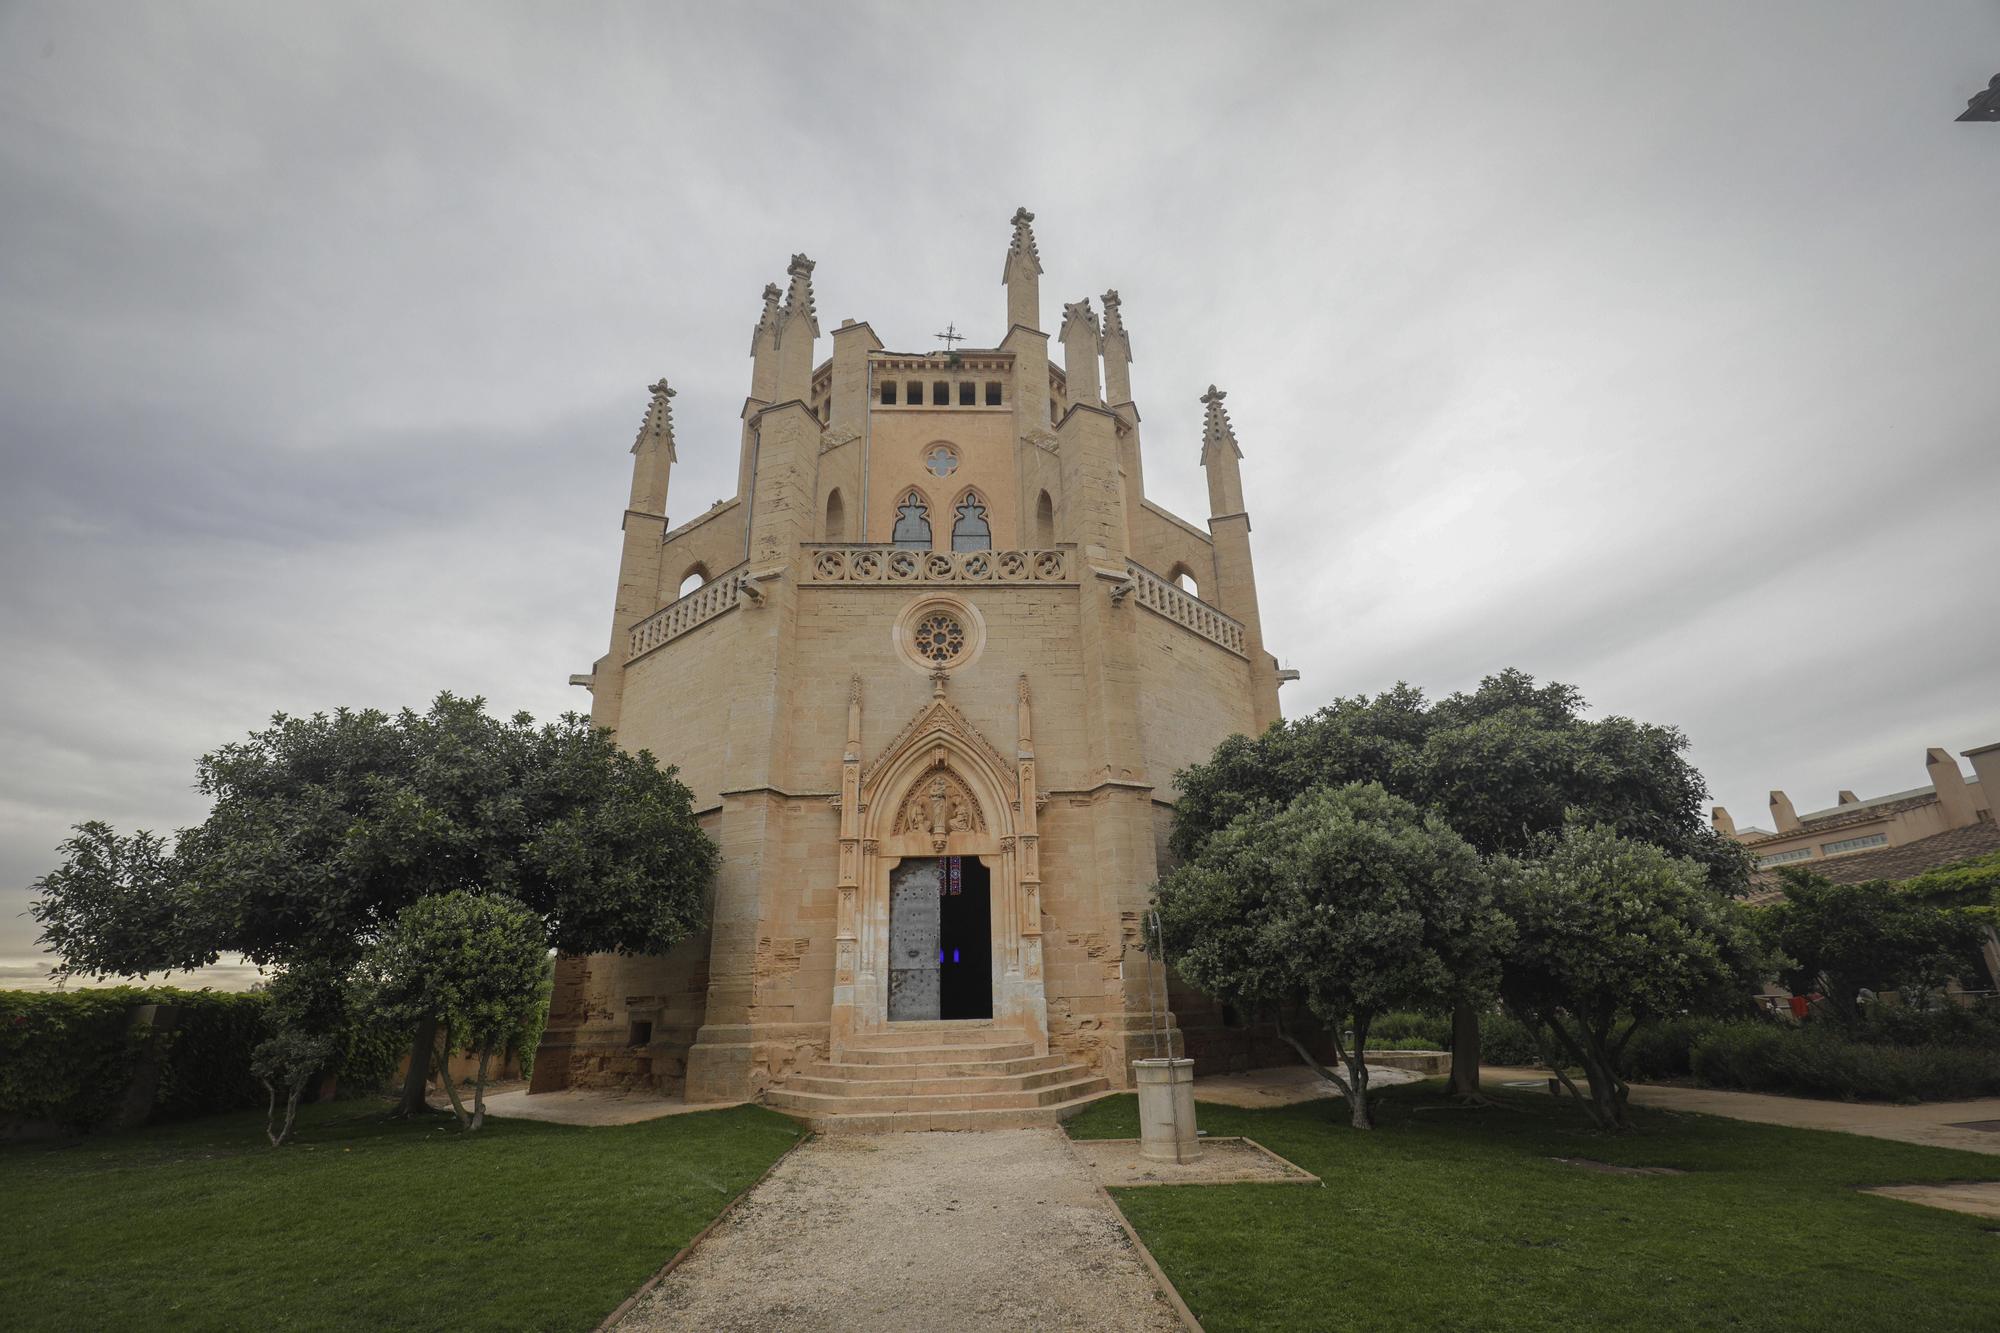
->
{"left": 1742, "top": 820, "right": 2000, "bottom": 905}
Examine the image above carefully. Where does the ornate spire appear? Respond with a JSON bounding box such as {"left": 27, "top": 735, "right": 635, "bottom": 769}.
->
{"left": 749, "top": 282, "right": 781, "bottom": 356}
{"left": 1100, "top": 289, "right": 1129, "bottom": 356}
{"left": 1059, "top": 297, "right": 1099, "bottom": 342}
{"left": 1004, "top": 206, "right": 1043, "bottom": 278}
{"left": 780, "top": 254, "right": 819, "bottom": 340}
{"left": 634, "top": 378, "right": 676, "bottom": 458}
{"left": 1059, "top": 298, "right": 1102, "bottom": 406}
{"left": 1199, "top": 384, "right": 1240, "bottom": 461}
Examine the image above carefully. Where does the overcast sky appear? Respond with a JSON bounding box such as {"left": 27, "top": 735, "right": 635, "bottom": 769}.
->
{"left": 3, "top": 2, "right": 1996, "bottom": 985}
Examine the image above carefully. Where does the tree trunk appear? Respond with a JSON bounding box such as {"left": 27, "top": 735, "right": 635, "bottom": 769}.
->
{"left": 390, "top": 1015, "right": 439, "bottom": 1118}
{"left": 1344, "top": 1049, "right": 1374, "bottom": 1129}
{"left": 1446, "top": 1002, "right": 1484, "bottom": 1099}
{"left": 469, "top": 1037, "right": 493, "bottom": 1132}
{"left": 435, "top": 1027, "right": 471, "bottom": 1128}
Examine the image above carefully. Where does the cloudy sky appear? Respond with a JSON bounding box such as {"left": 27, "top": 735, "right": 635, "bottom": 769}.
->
{"left": 3, "top": 2, "right": 1996, "bottom": 985}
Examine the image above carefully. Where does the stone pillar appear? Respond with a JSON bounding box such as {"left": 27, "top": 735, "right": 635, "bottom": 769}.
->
{"left": 1927, "top": 747, "right": 1977, "bottom": 828}
{"left": 593, "top": 381, "right": 676, "bottom": 737}
{"left": 1769, "top": 790, "right": 1801, "bottom": 834}
{"left": 1199, "top": 387, "right": 1280, "bottom": 733}
{"left": 1002, "top": 206, "right": 1042, "bottom": 336}
{"left": 1100, "top": 290, "right": 1147, "bottom": 555}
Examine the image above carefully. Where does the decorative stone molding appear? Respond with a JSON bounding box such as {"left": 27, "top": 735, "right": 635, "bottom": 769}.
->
{"left": 807, "top": 547, "right": 1071, "bottom": 585}
{"left": 627, "top": 570, "right": 743, "bottom": 661}
{"left": 893, "top": 766, "right": 987, "bottom": 851}
{"left": 1126, "top": 560, "right": 1247, "bottom": 656}
{"left": 1022, "top": 429, "right": 1060, "bottom": 455}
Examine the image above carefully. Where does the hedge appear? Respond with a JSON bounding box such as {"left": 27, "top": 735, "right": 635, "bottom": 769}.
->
{"left": 0, "top": 987, "right": 267, "bottom": 1130}
{"left": 1364, "top": 1009, "right": 1543, "bottom": 1065}
{"left": 1617, "top": 1012, "right": 2000, "bottom": 1102}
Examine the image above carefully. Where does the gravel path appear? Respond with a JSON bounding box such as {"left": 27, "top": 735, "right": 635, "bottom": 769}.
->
{"left": 617, "top": 1129, "right": 1185, "bottom": 1332}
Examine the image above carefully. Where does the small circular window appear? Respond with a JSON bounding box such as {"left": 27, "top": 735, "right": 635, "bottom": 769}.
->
{"left": 912, "top": 613, "right": 965, "bottom": 664}
{"left": 894, "top": 595, "right": 984, "bottom": 673}
{"left": 924, "top": 444, "right": 959, "bottom": 478}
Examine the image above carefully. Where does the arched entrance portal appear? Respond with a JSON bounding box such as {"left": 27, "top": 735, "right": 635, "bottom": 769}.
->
{"left": 831, "top": 673, "right": 1048, "bottom": 1051}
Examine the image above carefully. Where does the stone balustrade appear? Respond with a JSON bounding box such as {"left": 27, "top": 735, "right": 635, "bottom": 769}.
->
{"left": 1126, "top": 561, "right": 1247, "bottom": 656}
{"left": 628, "top": 569, "right": 743, "bottom": 661}
{"left": 806, "top": 547, "right": 1072, "bottom": 586}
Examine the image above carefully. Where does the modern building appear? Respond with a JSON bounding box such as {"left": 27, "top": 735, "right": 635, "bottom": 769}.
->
{"left": 1718, "top": 742, "right": 2000, "bottom": 891}
{"left": 532, "top": 209, "right": 1288, "bottom": 1127}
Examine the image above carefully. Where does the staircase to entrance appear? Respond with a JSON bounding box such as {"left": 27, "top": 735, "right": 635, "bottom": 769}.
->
{"left": 764, "top": 1020, "right": 1112, "bottom": 1132}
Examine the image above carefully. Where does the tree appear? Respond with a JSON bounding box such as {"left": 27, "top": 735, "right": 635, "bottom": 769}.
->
{"left": 1760, "top": 872, "right": 1979, "bottom": 1023}
{"left": 31, "top": 694, "right": 719, "bottom": 1115}
{"left": 355, "top": 892, "right": 547, "bottom": 1130}
{"left": 1168, "top": 669, "right": 1751, "bottom": 1095}
{"left": 1153, "top": 782, "right": 1509, "bottom": 1128}
{"left": 251, "top": 962, "right": 348, "bottom": 1147}
{"left": 1496, "top": 822, "right": 1761, "bottom": 1131}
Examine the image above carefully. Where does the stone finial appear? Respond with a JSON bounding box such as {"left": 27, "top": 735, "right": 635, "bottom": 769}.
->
{"left": 781, "top": 254, "right": 820, "bottom": 339}
{"left": 634, "top": 378, "right": 676, "bottom": 456}
{"left": 1059, "top": 297, "right": 1099, "bottom": 340}
{"left": 849, "top": 673, "right": 863, "bottom": 705}
{"left": 1005, "top": 206, "right": 1043, "bottom": 277}
{"left": 749, "top": 282, "right": 782, "bottom": 356}
{"left": 1100, "top": 290, "right": 1129, "bottom": 354}
{"left": 1200, "top": 384, "right": 1241, "bottom": 460}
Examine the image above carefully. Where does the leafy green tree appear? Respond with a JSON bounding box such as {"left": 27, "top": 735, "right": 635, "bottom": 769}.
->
{"left": 1760, "top": 872, "right": 1979, "bottom": 1023}
{"left": 1168, "top": 669, "right": 1750, "bottom": 1093}
{"left": 31, "top": 694, "right": 718, "bottom": 1115}
{"left": 1496, "top": 823, "right": 1761, "bottom": 1131}
{"left": 252, "top": 1029, "right": 333, "bottom": 1147}
{"left": 354, "top": 892, "right": 548, "bottom": 1130}
{"left": 1154, "top": 783, "right": 1509, "bottom": 1128}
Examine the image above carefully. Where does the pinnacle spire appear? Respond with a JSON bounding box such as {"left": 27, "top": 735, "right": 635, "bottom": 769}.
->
{"left": 1059, "top": 296, "right": 1099, "bottom": 341}
{"left": 1100, "top": 289, "right": 1129, "bottom": 356}
{"left": 635, "top": 378, "right": 676, "bottom": 457}
{"left": 780, "top": 254, "right": 819, "bottom": 340}
{"left": 1200, "top": 384, "right": 1240, "bottom": 461}
{"left": 749, "top": 282, "right": 781, "bottom": 356}
{"left": 1004, "top": 206, "right": 1043, "bottom": 278}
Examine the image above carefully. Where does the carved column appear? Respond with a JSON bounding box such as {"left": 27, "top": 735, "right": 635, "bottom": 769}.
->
{"left": 1016, "top": 674, "right": 1043, "bottom": 986}
{"left": 832, "top": 675, "right": 862, "bottom": 1046}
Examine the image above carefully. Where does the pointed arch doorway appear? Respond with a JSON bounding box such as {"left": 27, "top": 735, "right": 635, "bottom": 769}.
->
{"left": 832, "top": 675, "right": 1048, "bottom": 1051}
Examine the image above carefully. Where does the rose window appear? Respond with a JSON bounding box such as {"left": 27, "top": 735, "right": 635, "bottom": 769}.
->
{"left": 912, "top": 613, "right": 966, "bottom": 664}
{"left": 924, "top": 445, "right": 959, "bottom": 478}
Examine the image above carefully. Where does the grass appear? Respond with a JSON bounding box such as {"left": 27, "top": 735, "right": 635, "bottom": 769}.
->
{"left": 1, "top": 1099, "right": 803, "bottom": 1332}
{"left": 1066, "top": 1083, "right": 2000, "bottom": 1333}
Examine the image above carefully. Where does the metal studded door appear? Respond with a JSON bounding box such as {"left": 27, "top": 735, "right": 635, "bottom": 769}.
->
{"left": 887, "top": 858, "right": 942, "bottom": 1021}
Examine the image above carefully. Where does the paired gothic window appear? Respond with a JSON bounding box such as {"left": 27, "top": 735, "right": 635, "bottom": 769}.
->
{"left": 892, "top": 491, "right": 932, "bottom": 549}
{"left": 951, "top": 493, "right": 991, "bottom": 552}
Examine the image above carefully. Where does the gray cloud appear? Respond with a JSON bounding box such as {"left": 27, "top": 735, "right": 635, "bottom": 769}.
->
{"left": 4, "top": 1, "right": 1998, "bottom": 972}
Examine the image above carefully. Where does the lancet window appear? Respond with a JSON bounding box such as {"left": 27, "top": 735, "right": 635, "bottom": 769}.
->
{"left": 951, "top": 492, "right": 992, "bottom": 552}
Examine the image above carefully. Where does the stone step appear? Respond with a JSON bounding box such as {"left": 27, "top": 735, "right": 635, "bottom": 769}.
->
{"left": 767, "top": 1087, "right": 1119, "bottom": 1134}
{"left": 801, "top": 1053, "right": 1068, "bottom": 1081}
{"left": 849, "top": 1022, "right": 1010, "bottom": 1047}
{"left": 782, "top": 1064, "right": 1091, "bottom": 1098}
{"left": 764, "top": 1075, "right": 1109, "bottom": 1117}
{"left": 835, "top": 1041, "right": 1036, "bottom": 1066}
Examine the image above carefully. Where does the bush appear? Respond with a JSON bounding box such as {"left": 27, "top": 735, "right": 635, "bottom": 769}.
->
{"left": 1687, "top": 1019, "right": 2000, "bottom": 1102}
{"left": 1369, "top": 1011, "right": 1449, "bottom": 1050}
{"left": 1479, "top": 1010, "right": 1542, "bottom": 1065}
{"left": 0, "top": 987, "right": 268, "bottom": 1130}
{"left": 1899, "top": 851, "right": 2000, "bottom": 908}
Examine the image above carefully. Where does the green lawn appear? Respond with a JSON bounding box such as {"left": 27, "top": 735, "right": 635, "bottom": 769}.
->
{"left": 1067, "top": 1084, "right": 2000, "bottom": 1332}
{"left": 1, "top": 1100, "right": 802, "bottom": 1332}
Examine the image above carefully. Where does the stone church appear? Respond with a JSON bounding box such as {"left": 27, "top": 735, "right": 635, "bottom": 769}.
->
{"left": 532, "top": 209, "right": 1287, "bottom": 1128}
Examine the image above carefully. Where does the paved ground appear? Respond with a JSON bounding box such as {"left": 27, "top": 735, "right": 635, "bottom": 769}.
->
{"left": 1481, "top": 1065, "right": 2000, "bottom": 1157}
{"left": 616, "top": 1129, "right": 1185, "bottom": 1332}
{"left": 1862, "top": 1180, "right": 2000, "bottom": 1219}
{"left": 480, "top": 1086, "right": 743, "bottom": 1126}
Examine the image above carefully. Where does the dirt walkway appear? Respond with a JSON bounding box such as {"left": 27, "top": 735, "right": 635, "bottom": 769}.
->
{"left": 615, "top": 1129, "right": 1185, "bottom": 1332}
{"left": 1483, "top": 1066, "right": 2000, "bottom": 1156}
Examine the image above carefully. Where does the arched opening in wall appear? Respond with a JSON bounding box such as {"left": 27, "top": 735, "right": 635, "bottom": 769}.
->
{"left": 1035, "top": 491, "right": 1055, "bottom": 547}
{"left": 825, "top": 488, "right": 846, "bottom": 542}
{"left": 1170, "top": 565, "right": 1199, "bottom": 597}
{"left": 891, "top": 489, "right": 932, "bottom": 550}
{"left": 677, "top": 566, "right": 710, "bottom": 598}
{"left": 950, "top": 490, "right": 992, "bottom": 552}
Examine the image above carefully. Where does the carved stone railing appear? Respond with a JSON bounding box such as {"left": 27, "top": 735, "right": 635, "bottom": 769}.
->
{"left": 1127, "top": 561, "right": 1247, "bottom": 656}
{"left": 806, "top": 547, "right": 1072, "bottom": 585}
{"left": 627, "top": 569, "right": 743, "bottom": 661}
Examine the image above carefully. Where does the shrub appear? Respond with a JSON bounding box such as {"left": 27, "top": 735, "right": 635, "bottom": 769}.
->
{"left": 0, "top": 987, "right": 268, "bottom": 1130}
{"left": 1899, "top": 851, "right": 2000, "bottom": 908}
{"left": 1687, "top": 1020, "right": 2000, "bottom": 1102}
{"left": 1479, "top": 1010, "right": 1543, "bottom": 1065}
{"left": 1369, "top": 1011, "right": 1450, "bottom": 1050}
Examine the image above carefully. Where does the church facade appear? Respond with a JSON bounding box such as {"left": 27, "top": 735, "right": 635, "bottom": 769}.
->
{"left": 532, "top": 209, "right": 1286, "bottom": 1125}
